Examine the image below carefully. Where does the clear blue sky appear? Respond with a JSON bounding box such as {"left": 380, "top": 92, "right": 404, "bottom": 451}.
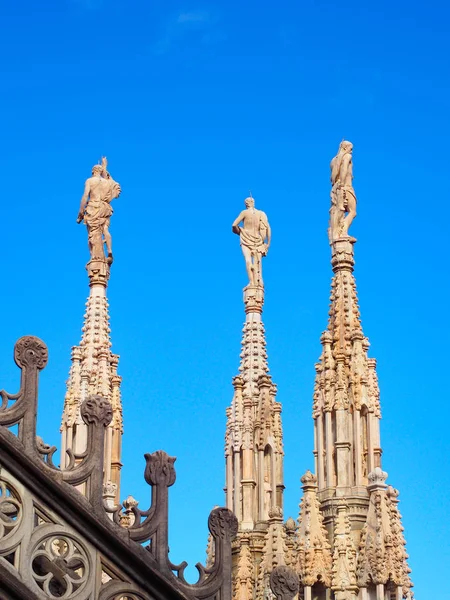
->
{"left": 1, "top": 0, "right": 449, "bottom": 596}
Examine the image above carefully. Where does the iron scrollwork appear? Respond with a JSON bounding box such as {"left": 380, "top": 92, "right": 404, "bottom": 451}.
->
{"left": 1, "top": 337, "right": 237, "bottom": 600}
{"left": 270, "top": 566, "right": 299, "bottom": 600}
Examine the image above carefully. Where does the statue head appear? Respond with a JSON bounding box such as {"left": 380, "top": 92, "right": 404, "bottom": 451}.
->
{"left": 92, "top": 164, "right": 103, "bottom": 176}
{"left": 339, "top": 140, "right": 353, "bottom": 154}
{"left": 244, "top": 196, "right": 255, "bottom": 208}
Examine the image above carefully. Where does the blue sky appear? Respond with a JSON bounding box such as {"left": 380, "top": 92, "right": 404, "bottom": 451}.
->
{"left": 1, "top": 0, "right": 449, "bottom": 596}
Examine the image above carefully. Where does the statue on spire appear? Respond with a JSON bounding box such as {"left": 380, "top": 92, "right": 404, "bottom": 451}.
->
{"left": 77, "top": 158, "right": 121, "bottom": 264}
{"left": 329, "top": 141, "right": 357, "bottom": 243}
{"left": 232, "top": 197, "right": 271, "bottom": 288}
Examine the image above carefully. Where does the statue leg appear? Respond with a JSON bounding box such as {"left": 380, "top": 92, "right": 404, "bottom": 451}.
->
{"left": 255, "top": 253, "right": 263, "bottom": 287}
{"left": 328, "top": 210, "right": 334, "bottom": 242}
{"left": 342, "top": 193, "right": 357, "bottom": 237}
{"left": 87, "top": 226, "right": 93, "bottom": 256}
{"left": 242, "top": 245, "right": 255, "bottom": 286}
{"left": 87, "top": 224, "right": 105, "bottom": 260}
{"left": 329, "top": 187, "right": 343, "bottom": 242}
{"left": 103, "top": 221, "right": 113, "bottom": 262}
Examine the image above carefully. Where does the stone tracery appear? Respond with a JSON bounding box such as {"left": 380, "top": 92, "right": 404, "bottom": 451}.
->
{"left": 0, "top": 335, "right": 237, "bottom": 600}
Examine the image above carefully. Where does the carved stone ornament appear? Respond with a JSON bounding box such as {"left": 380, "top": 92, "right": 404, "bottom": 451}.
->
{"left": 123, "top": 495, "right": 139, "bottom": 511}
{"left": 232, "top": 375, "right": 245, "bottom": 390}
{"left": 269, "top": 566, "right": 299, "bottom": 600}
{"left": 367, "top": 467, "right": 388, "bottom": 488}
{"left": 80, "top": 395, "right": 113, "bottom": 427}
{"left": 99, "top": 582, "right": 151, "bottom": 600}
{"left": 30, "top": 532, "right": 90, "bottom": 598}
{"left": 208, "top": 507, "right": 238, "bottom": 539}
{"left": 268, "top": 505, "right": 283, "bottom": 519}
{"left": 144, "top": 450, "right": 176, "bottom": 487}
{"left": 14, "top": 335, "right": 48, "bottom": 370}
{"left": 300, "top": 470, "right": 317, "bottom": 486}
{"left": 0, "top": 478, "right": 22, "bottom": 542}
{"left": 284, "top": 517, "right": 296, "bottom": 533}
{"left": 102, "top": 480, "right": 118, "bottom": 499}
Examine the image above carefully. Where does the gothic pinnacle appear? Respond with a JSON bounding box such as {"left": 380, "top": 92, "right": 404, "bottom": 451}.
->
{"left": 226, "top": 196, "right": 287, "bottom": 600}
{"left": 61, "top": 159, "right": 123, "bottom": 505}
{"left": 299, "top": 141, "right": 414, "bottom": 600}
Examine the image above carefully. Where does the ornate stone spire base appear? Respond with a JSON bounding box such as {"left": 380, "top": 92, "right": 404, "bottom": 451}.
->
{"left": 226, "top": 279, "right": 288, "bottom": 600}
{"left": 227, "top": 199, "right": 291, "bottom": 600}
{"left": 243, "top": 285, "right": 264, "bottom": 314}
{"left": 331, "top": 236, "right": 356, "bottom": 272}
{"left": 87, "top": 257, "right": 111, "bottom": 287}
{"left": 61, "top": 258, "right": 122, "bottom": 503}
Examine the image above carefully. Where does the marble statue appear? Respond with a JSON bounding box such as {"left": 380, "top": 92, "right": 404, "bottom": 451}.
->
{"left": 232, "top": 197, "right": 271, "bottom": 288}
{"left": 77, "top": 158, "right": 121, "bottom": 263}
{"left": 263, "top": 475, "right": 272, "bottom": 519}
{"left": 329, "top": 141, "right": 357, "bottom": 242}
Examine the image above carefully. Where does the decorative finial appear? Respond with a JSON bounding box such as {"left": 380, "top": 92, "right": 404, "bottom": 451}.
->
{"left": 231, "top": 196, "right": 271, "bottom": 289}
{"left": 328, "top": 140, "right": 357, "bottom": 243}
{"left": 76, "top": 158, "right": 121, "bottom": 282}
{"left": 300, "top": 469, "right": 317, "bottom": 487}
{"left": 367, "top": 466, "right": 388, "bottom": 490}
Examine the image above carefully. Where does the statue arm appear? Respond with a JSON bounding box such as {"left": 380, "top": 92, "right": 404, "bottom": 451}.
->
{"left": 341, "top": 154, "right": 351, "bottom": 182}
{"left": 347, "top": 156, "right": 353, "bottom": 181}
{"left": 110, "top": 178, "right": 121, "bottom": 200}
{"left": 232, "top": 211, "right": 245, "bottom": 234}
{"left": 101, "top": 156, "right": 108, "bottom": 175}
{"left": 259, "top": 212, "right": 271, "bottom": 250}
{"left": 77, "top": 180, "right": 91, "bottom": 223}
{"left": 266, "top": 222, "right": 272, "bottom": 249}
{"left": 330, "top": 157, "right": 338, "bottom": 184}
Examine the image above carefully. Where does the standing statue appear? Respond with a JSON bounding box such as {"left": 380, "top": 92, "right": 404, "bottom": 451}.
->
{"left": 232, "top": 197, "right": 271, "bottom": 288}
{"left": 77, "top": 158, "right": 121, "bottom": 263}
{"left": 329, "top": 141, "right": 357, "bottom": 242}
{"left": 263, "top": 474, "right": 272, "bottom": 519}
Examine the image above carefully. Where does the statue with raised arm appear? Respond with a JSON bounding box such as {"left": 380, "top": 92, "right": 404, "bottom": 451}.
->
{"left": 232, "top": 197, "right": 271, "bottom": 288}
{"left": 77, "top": 157, "right": 121, "bottom": 263}
{"left": 329, "top": 140, "right": 357, "bottom": 243}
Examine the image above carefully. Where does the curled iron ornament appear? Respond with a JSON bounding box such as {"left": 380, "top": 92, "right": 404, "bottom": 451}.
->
{"left": 208, "top": 507, "right": 238, "bottom": 539}
{"left": 14, "top": 336, "right": 48, "bottom": 370}
{"left": 270, "top": 566, "right": 299, "bottom": 600}
{"left": 80, "top": 395, "right": 113, "bottom": 427}
{"left": 144, "top": 450, "right": 176, "bottom": 487}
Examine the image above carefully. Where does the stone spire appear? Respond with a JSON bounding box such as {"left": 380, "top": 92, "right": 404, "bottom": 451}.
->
{"left": 297, "top": 141, "right": 413, "bottom": 599}
{"left": 256, "top": 510, "right": 290, "bottom": 600}
{"left": 357, "top": 469, "right": 413, "bottom": 599}
{"left": 226, "top": 197, "right": 288, "bottom": 600}
{"left": 313, "top": 141, "right": 382, "bottom": 497}
{"left": 294, "top": 471, "right": 332, "bottom": 598}
{"left": 61, "top": 159, "right": 123, "bottom": 504}
{"left": 313, "top": 234, "right": 382, "bottom": 494}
